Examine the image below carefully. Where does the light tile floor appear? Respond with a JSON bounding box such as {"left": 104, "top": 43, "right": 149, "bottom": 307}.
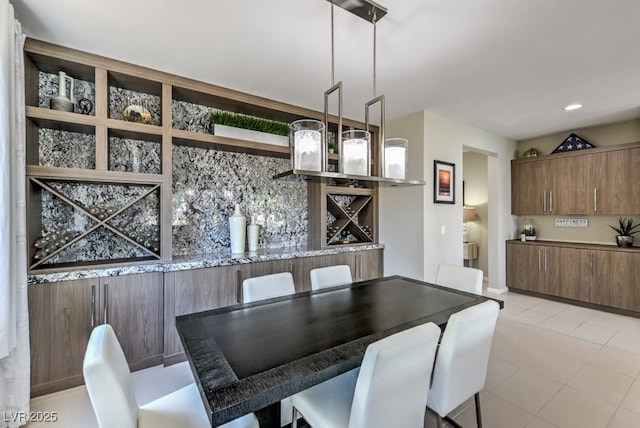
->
{"left": 27, "top": 289, "right": 640, "bottom": 428}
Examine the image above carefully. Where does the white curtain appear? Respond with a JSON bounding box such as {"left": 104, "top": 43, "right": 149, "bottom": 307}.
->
{"left": 0, "top": 0, "right": 30, "bottom": 426}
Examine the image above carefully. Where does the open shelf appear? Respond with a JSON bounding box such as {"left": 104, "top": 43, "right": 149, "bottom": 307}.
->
{"left": 274, "top": 169, "right": 426, "bottom": 187}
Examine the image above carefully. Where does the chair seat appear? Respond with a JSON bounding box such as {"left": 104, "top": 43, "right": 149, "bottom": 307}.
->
{"left": 290, "top": 369, "right": 360, "bottom": 428}
{"left": 139, "top": 383, "right": 258, "bottom": 428}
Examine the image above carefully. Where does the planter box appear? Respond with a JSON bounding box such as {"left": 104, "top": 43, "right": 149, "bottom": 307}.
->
{"left": 214, "top": 124, "right": 289, "bottom": 147}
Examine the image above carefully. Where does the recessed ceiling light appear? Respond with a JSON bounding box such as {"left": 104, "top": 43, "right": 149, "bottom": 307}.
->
{"left": 564, "top": 103, "right": 583, "bottom": 111}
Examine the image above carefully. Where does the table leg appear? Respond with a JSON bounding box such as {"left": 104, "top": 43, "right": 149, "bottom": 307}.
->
{"left": 255, "top": 402, "right": 281, "bottom": 428}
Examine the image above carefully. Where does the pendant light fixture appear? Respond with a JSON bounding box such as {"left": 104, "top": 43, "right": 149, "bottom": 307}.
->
{"left": 362, "top": 1, "right": 409, "bottom": 180}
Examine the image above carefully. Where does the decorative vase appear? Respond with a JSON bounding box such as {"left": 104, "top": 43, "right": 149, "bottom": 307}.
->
{"left": 123, "top": 102, "right": 152, "bottom": 124}
{"left": 229, "top": 204, "right": 246, "bottom": 254}
{"left": 616, "top": 235, "right": 634, "bottom": 248}
{"left": 50, "top": 71, "right": 74, "bottom": 112}
{"left": 247, "top": 216, "right": 260, "bottom": 252}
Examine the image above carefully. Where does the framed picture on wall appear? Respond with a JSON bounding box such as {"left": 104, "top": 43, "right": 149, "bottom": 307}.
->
{"left": 434, "top": 160, "right": 455, "bottom": 204}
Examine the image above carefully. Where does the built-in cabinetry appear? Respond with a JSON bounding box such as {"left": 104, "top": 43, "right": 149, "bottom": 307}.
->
{"left": 28, "top": 272, "right": 163, "bottom": 396}
{"left": 511, "top": 143, "right": 640, "bottom": 215}
{"left": 308, "top": 181, "right": 377, "bottom": 248}
{"left": 163, "top": 249, "right": 383, "bottom": 363}
{"left": 25, "top": 38, "right": 386, "bottom": 272}
{"left": 506, "top": 241, "right": 640, "bottom": 314}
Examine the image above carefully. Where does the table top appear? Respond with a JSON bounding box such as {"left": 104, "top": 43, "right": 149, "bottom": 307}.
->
{"left": 176, "top": 275, "right": 501, "bottom": 426}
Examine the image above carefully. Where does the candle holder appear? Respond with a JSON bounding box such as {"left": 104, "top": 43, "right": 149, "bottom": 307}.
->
{"left": 341, "top": 130, "right": 371, "bottom": 176}
{"left": 383, "top": 138, "right": 408, "bottom": 179}
{"left": 290, "top": 119, "right": 325, "bottom": 172}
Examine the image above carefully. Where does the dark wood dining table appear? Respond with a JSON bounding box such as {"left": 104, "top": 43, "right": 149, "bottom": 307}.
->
{"left": 176, "top": 275, "right": 503, "bottom": 427}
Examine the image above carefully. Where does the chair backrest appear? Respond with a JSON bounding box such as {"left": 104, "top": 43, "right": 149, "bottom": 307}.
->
{"left": 348, "top": 322, "right": 441, "bottom": 428}
{"left": 435, "top": 264, "right": 483, "bottom": 294}
{"left": 427, "top": 300, "right": 500, "bottom": 417}
{"left": 242, "top": 271, "right": 296, "bottom": 303}
{"left": 83, "top": 324, "right": 138, "bottom": 428}
{"left": 310, "top": 265, "right": 353, "bottom": 290}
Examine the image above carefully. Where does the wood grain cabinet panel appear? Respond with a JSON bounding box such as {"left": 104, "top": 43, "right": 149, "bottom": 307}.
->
{"left": 511, "top": 143, "right": 640, "bottom": 215}
{"left": 511, "top": 160, "right": 548, "bottom": 215}
{"left": 506, "top": 242, "right": 545, "bottom": 293}
{"left": 29, "top": 279, "right": 96, "bottom": 397}
{"left": 507, "top": 241, "right": 640, "bottom": 314}
{"left": 548, "top": 155, "right": 593, "bottom": 215}
{"left": 164, "top": 266, "right": 240, "bottom": 360}
{"left": 592, "top": 147, "right": 640, "bottom": 215}
{"left": 29, "top": 272, "right": 163, "bottom": 397}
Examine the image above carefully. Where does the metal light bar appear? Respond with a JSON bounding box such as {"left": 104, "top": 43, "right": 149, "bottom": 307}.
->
{"left": 324, "top": 81, "right": 343, "bottom": 172}
{"left": 325, "top": 0, "right": 387, "bottom": 23}
{"left": 365, "top": 94, "right": 385, "bottom": 176}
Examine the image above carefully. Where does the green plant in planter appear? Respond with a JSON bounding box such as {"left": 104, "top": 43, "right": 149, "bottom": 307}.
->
{"left": 609, "top": 217, "right": 640, "bottom": 247}
{"left": 209, "top": 111, "right": 290, "bottom": 136}
{"left": 521, "top": 226, "right": 536, "bottom": 236}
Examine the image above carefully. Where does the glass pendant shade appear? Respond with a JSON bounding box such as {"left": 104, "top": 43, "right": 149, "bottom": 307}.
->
{"left": 290, "top": 119, "right": 326, "bottom": 171}
{"left": 341, "top": 130, "right": 371, "bottom": 175}
{"left": 383, "top": 138, "right": 408, "bottom": 179}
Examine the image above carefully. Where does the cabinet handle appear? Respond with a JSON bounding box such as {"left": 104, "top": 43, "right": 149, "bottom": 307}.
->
{"left": 103, "top": 283, "right": 109, "bottom": 325}
{"left": 543, "top": 191, "right": 546, "bottom": 212}
{"left": 594, "top": 188, "right": 597, "bottom": 212}
{"left": 590, "top": 253, "right": 593, "bottom": 275}
{"left": 549, "top": 191, "right": 553, "bottom": 213}
{"left": 359, "top": 255, "right": 363, "bottom": 279}
{"left": 236, "top": 269, "right": 242, "bottom": 303}
{"left": 538, "top": 248, "right": 542, "bottom": 271}
{"left": 544, "top": 249, "right": 548, "bottom": 271}
{"left": 90, "top": 285, "right": 96, "bottom": 328}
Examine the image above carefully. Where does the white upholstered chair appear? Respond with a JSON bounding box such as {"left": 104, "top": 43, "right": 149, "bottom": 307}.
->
{"left": 434, "top": 264, "right": 483, "bottom": 295}
{"left": 309, "top": 265, "right": 353, "bottom": 290}
{"left": 290, "top": 322, "right": 441, "bottom": 428}
{"left": 241, "top": 271, "right": 296, "bottom": 426}
{"left": 83, "top": 324, "right": 259, "bottom": 428}
{"left": 242, "top": 272, "right": 296, "bottom": 303}
{"left": 426, "top": 300, "right": 500, "bottom": 428}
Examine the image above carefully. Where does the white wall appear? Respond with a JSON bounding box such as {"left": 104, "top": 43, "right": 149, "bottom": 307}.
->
{"left": 380, "top": 111, "right": 516, "bottom": 292}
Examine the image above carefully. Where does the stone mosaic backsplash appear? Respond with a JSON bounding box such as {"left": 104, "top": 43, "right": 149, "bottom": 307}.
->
{"left": 172, "top": 145, "right": 307, "bottom": 255}
{"left": 109, "top": 136, "right": 161, "bottom": 174}
{"left": 172, "top": 100, "right": 213, "bottom": 133}
{"left": 39, "top": 128, "right": 95, "bottom": 169}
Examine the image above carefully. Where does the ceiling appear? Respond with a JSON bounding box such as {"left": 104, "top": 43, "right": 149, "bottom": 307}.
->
{"left": 10, "top": 0, "right": 640, "bottom": 141}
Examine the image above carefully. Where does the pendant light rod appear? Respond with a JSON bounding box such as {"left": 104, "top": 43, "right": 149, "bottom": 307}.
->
{"left": 325, "top": 0, "right": 343, "bottom": 172}
{"left": 331, "top": 0, "right": 335, "bottom": 85}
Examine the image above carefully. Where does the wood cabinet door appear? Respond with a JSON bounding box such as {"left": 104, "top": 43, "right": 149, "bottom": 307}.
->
{"left": 100, "top": 273, "right": 164, "bottom": 371}
{"left": 29, "top": 278, "right": 97, "bottom": 396}
{"left": 592, "top": 251, "right": 635, "bottom": 310}
{"left": 545, "top": 247, "right": 590, "bottom": 301}
{"left": 548, "top": 155, "right": 593, "bottom": 215}
{"left": 592, "top": 148, "right": 640, "bottom": 215}
{"left": 165, "top": 266, "right": 239, "bottom": 359}
{"left": 511, "top": 160, "right": 547, "bottom": 215}
{"left": 506, "top": 243, "right": 544, "bottom": 293}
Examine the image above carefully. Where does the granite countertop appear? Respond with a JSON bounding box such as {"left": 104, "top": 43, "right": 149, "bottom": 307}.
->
{"left": 27, "top": 243, "right": 385, "bottom": 284}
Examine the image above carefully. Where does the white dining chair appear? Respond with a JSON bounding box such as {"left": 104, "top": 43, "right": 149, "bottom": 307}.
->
{"left": 290, "top": 322, "right": 441, "bottom": 428}
{"left": 435, "top": 264, "right": 484, "bottom": 294}
{"left": 83, "top": 324, "right": 259, "bottom": 428}
{"left": 309, "top": 265, "right": 353, "bottom": 290}
{"left": 242, "top": 272, "right": 296, "bottom": 303}
{"left": 242, "top": 271, "right": 296, "bottom": 426}
{"left": 426, "top": 300, "right": 500, "bottom": 428}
